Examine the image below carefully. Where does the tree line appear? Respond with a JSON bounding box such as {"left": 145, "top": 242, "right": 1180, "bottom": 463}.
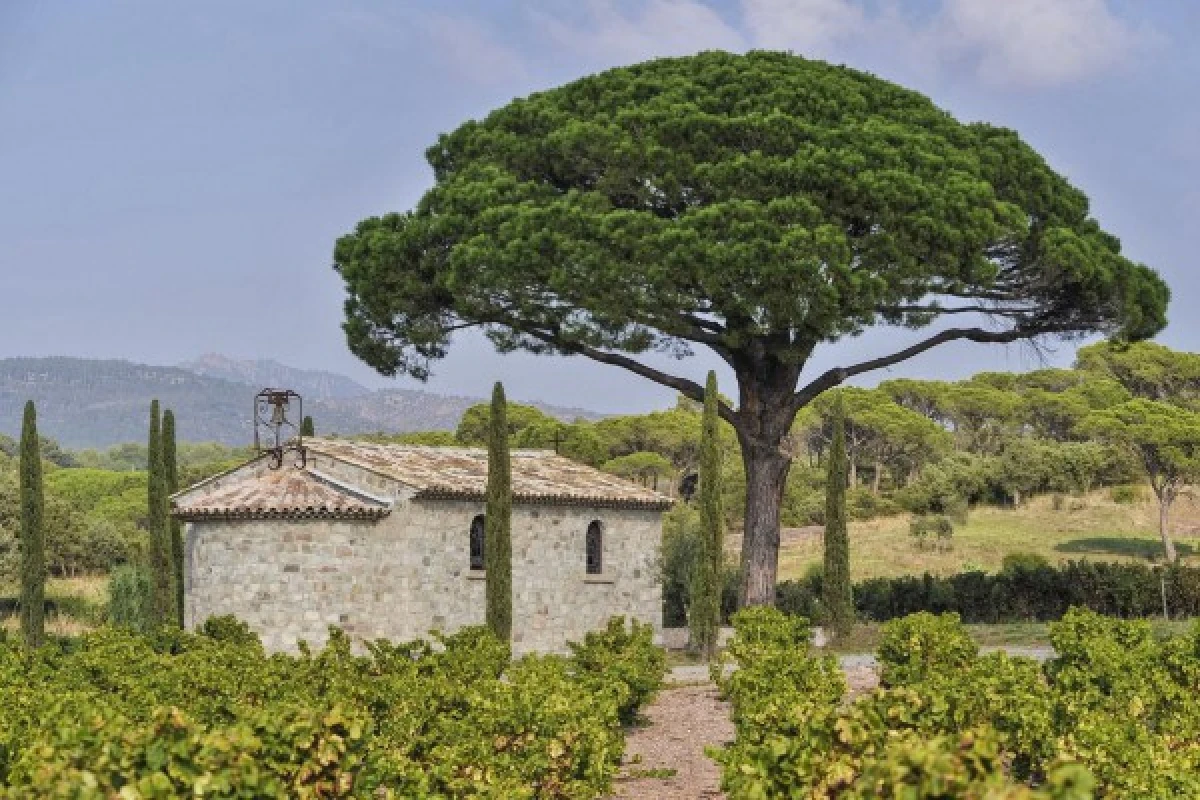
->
{"left": 10, "top": 399, "right": 213, "bottom": 644}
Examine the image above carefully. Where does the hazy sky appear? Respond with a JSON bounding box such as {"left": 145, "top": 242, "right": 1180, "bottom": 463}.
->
{"left": 2, "top": 1, "right": 1197, "bottom": 412}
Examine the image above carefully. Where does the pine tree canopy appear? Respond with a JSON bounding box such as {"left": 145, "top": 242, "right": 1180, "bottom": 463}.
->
{"left": 336, "top": 50, "right": 1166, "bottom": 403}
{"left": 334, "top": 50, "right": 1169, "bottom": 606}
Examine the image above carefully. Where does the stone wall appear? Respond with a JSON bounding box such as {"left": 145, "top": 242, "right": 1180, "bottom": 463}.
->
{"left": 184, "top": 493, "right": 662, "bottom": 654}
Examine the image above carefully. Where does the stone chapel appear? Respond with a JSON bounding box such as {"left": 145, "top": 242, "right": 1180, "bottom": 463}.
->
{"left": 170, "top": 438, "right": 669, "bottom": 654}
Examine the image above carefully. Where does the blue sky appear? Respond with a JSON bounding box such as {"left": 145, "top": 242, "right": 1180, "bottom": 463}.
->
{"left": 1, "top": 1, "right": 1197, "bottom": 412}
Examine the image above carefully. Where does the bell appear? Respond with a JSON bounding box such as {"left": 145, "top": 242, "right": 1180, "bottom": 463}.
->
{"left": 270, "top": 398, "right": 288, "bottom": 426}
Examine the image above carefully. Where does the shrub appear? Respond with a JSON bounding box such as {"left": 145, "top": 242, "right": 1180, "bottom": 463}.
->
{"left": 777, "top": 560, "right": 1200, "bottom": 625}
{"left": 1002, "top": 552, "right": 1051, "bottom": 573}
{"left": 713, "top": 607, "right": 1200, "bottom": 797}
{"left": 200, "top": 614, "right": 261, "bottom": 648}
{"left": 877, "top": 612, "right": 978, "bottom": 687}
{"left": 909, "top": 514, "right": 953, "bottom": 550}
{"left": 1110, "top": 484, "right": 1144, "bottom": 505}
{"left": 568, "top": 617, "right": 665, "bottom": 725}
{"left": 0, "top": 617, "right": 662, "bottom": 797}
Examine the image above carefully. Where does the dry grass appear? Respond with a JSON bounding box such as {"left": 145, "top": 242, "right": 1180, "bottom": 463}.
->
{"left": 777, "top": 490, "right": 1200, "bottom": 582}
{"left": 0, "top": 574, "right": 109, "bottom": 635}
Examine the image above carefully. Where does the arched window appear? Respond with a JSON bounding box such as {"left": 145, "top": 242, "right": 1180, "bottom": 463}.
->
{"left": 470, "top": 515, "right": 485, "bottom": 571}
{"left": 586, "top": 520, "right": 603, "bottom": 575}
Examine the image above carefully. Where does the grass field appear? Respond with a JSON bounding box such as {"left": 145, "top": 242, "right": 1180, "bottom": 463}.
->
{"left": 0, "top": 574, "right": 108, "bottom": 637}
{"left": 775, "top": 489, "right": 1200, "bottom": 582}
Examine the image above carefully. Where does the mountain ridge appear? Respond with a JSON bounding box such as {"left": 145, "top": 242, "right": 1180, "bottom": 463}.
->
{"left": 0, "top": 355, "right": 602, "bottom": 449}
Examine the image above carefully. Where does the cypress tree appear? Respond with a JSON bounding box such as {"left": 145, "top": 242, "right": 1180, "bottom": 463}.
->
{"left": 301, "top": 416, "right": 315, "bottom": 437}
{"left": 484, "top": 382, "right": 512, "bottom": 643}
{"left": 18, "top": 400, "right": 45, "bottom": 648}
{"left": 823, "top": 392, "right": 854, "bottom": 639}
{"left": 163, "top": 409, "right": 184, "bottom": 626}
{"left": 146, "top": 400, "right": 173, "bottom": 626}
{"left": 690, "top": 371, "right": 724, "bottom": 659}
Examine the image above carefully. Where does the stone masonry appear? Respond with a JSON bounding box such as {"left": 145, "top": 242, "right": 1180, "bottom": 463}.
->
{"left": 176, "top": 441, "right": 666, "bottom": 654}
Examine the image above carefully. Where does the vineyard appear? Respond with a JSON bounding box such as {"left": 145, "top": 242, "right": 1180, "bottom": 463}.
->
{"left": 713, "top": 607, "right": 1200, "bottom": 798}
{"left": 0, "top": 616, "right": 664, "bottom": 798}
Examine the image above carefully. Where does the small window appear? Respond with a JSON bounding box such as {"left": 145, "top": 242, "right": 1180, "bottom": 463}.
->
{"left": 470, "top": 515, "right": 485, "bottom": 571}
{"left": 586, "top": 520, "right": 603, "bottom": 575}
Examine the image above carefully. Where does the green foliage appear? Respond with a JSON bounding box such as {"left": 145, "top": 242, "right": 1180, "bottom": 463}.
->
{"left": 660, "top": 503, "right": 701, "bottom": 627}
{"left": 108, "top": 564, "right": 152, "bottom": 633}
{"left": 823, "top": 393, "right": 853, "bottom": 638}
{"left": 877, "top": 612, "right": 978, "bottom": 686}
{"left": 485, "top": 382, "right": 513, "bottom": 643}
{"left": 0, "top": 618, "right": 662, "bottom": 797}
{"left": 689, "top": 371, "right": 723, "bottom": 659}
{"left": 600, "top": 451, "right": 673, "bottom": 487}
{"left": 146, "top": 400, "right": 174, "bottom": 627}
{"left": 568, "top": 617, "right": 666, "bottom": 726}
{"left": 1076, "top": 340, "right": 1200, "bottom": 404}
{"left": 782, "top": 560, "right": 1200, "bottom": 624}
{"left": 715, "top": 606, "right": 1200, "bottom": 797}
{"left": 300, "top": 415, "right": 315, "bottom": 437}
{"left": 18, "top": 401, "right": 45, "bottom": 648}
{"left": 458, "top": 402, "right": 559, "bottom": 445}
{"left": 163, "top": 409, "right": 184, "bottom": 626}
{"left": 336, "top": 50, "right": 1167, "bottom": 608}
{"left": 1002, "top": 552, "right": 1051, "bottom": 573}
{"left": 908, "top": 514, "right": 954, "bottom": 551}
{"left": 1109, "top": 483, "right": 1144, "bottom": 505}
{"left": 200, "top": 614, "right": 262, "bottom": 648}
{"left": 1084, "top": 399, "right": 1200, "bottom": 561}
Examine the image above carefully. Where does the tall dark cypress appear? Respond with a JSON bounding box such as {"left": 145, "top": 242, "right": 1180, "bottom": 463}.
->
{"left": 146, "top": 400, "right": 173, "bottom": 626}
{"left": 690, "top": 371, "right": 723, "bottom": 659}
{"left": 823, "top": 392, "right": 854, "bottom": 639}
{"left": 163, "top": 409, "right": 184, "bottom": 626}
{"left": 301, "top": 416, "right": 315, "bottom": 437}
{"left": 18, "top": 401, "right": 45, "bottom": 648}
{"left": 485, "top": 382, "right": 512, "bottom": 642}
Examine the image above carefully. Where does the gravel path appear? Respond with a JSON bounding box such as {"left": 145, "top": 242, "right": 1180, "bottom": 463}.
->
{"left": 610, "top": 684, "right": 732, "bottom": 799}
{"left": 613, "top": 646, "right": 1050, "bottom": 798}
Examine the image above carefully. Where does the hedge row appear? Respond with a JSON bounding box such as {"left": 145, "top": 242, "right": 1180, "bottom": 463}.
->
{"left": 712, "top": 606, "right": 1200, "bottom": 797}
{"left": 0, "top": 616, "right": 665, "bottom": 798}
{"left": 773, "top": 560, "right": 1200, "bottom": 624}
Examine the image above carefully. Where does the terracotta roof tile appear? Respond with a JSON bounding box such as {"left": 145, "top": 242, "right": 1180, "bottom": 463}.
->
{"left": 172, "top": 465, "right": 391, "bottom": 521}
{"left": 307, "top": 439, "right": 673, "bottom": 510}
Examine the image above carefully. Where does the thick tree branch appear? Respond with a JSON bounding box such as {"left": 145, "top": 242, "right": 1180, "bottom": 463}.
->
{"left": 878, "top": 304, "right": 1040, "bottom": 316}
{"left": 792, "top": 324, "right": 1073, "bottom": 411}
{"left": 524, "top": 330, "right": 739, "bottom": 425}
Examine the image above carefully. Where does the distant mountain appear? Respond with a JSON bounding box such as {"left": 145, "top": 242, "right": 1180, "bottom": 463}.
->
{"left": 0, "top": 356, "right": 602, "bottom": 449}
{"left": 179, "top": 354, "right": 371, "bottom": 400}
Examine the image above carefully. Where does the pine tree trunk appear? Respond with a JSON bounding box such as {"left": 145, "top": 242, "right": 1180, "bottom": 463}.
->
{"left": 1159, "top": 491, "right": 1179, "bottom": 563}
{"left": 738, "top": 441, "right": 790, "bottom": 608}
{"left": 690, "top": 371, "right": 724, "bottom": 660}
{"left": 19, "top": 401, "right": 45, "bottom": 648}
{"left": 872, "top": 458, "right": 882, "bottom": 495}
{"left": 823, "top": 394, "right": 854, "bottom": 639}
{"left": 849, "top": 460, "right": 857, "bottom": 489}
{"left": 485, "top": 383, "right": 513, "bottom": 643}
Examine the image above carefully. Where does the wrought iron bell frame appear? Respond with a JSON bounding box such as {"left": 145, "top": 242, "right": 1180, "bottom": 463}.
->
{"left": 253, "top": 388, "right": 307, "bottom": 469}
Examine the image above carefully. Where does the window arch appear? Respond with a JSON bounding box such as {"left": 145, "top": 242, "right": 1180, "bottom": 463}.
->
{"left": 586, "top": 520, "right": 603, "bottom": 575}
{"left": 470, "top": 515, "right": 485, "bottom": 571}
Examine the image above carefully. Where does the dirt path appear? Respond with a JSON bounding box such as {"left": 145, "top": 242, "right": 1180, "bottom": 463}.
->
{"left": 610, "top": 683, "right": 733, "bottom": 799}
{"left": 609, "top": 664, "right": 882, "bottom": 799}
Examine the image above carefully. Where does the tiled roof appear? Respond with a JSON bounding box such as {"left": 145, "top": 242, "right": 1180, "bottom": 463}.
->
{"left": 172, "top": 465, "right": 392, "bottom": 521}
{"left": 307, "top": 439, "right": 673, "bottom": 510}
